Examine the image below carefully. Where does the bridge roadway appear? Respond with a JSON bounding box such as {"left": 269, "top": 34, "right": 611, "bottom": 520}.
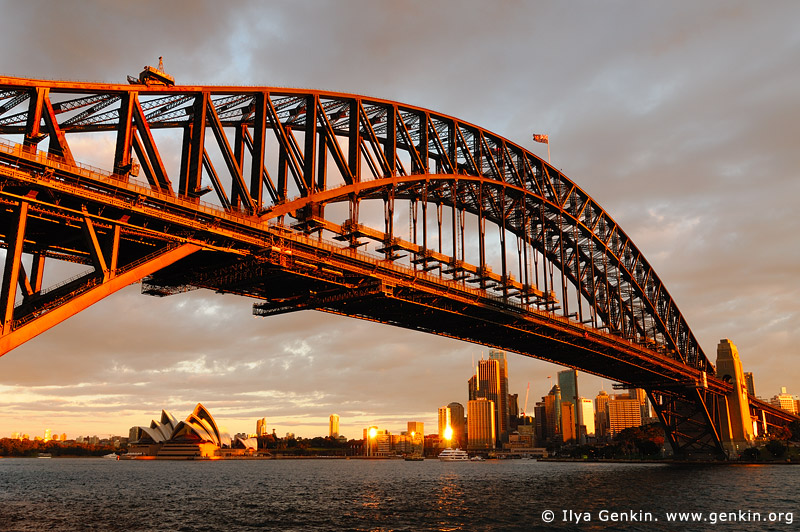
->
{"left": 0, "top": 76, "right": 796, "bottom": 458}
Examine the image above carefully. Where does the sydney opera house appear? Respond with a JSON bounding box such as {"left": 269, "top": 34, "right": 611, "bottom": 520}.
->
{"left": 128, "top": 403, "right": 258, "bottom": 459}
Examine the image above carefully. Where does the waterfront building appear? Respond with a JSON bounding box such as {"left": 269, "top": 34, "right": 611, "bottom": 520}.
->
{"left": 467, "top": 398, "right": 496, "bottom": 451}
{"left": 770, "top": 387, "right": 798, "bottom": 415}
{"left": 128, "top": 403, "right": 258, "bottom": 458}
{"left": 329, "top": 414, "right": 340, "bottom": 439}
{"left": 579, "top": 397, "right": 595, "bottom": 437}
{"left": 407, "top": 421, "right": 424, "bottom": 454}
{"left": 407, "top": 421, "right": 424, "bottom": 439}
{"left": 607, "top": 397, "right": 642, "bottom": 436}
{"left": 595, "top": 391, "right": 610, "bottom": 438}
{"left": 744, "top": 372, "right": 756, "bottom": 397}
{"left": 364, "top": 426, "right": 378, "bottom": 456}
{"left": 256, "top": 417, "right": 267, "bottom": 437}
{"left": 377, "top": 432, "right": 392, "bottom": 455}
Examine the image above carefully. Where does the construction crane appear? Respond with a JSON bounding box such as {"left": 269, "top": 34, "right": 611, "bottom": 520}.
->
{"left": 128, "top": 56, "right": 175, "bottom": 87}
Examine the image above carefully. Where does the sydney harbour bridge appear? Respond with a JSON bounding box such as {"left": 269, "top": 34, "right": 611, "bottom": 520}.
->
{"left": 0, "top": 68, "right": 795, "bottom": 459}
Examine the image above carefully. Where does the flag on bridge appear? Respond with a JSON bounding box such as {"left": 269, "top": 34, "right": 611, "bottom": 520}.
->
{"left": 532, "top": 134, "right": 549, "bottom": 144}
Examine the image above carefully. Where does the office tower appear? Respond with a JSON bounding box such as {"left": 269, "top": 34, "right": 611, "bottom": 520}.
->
{"left": 467, "top": 398, "right": 496, "bottom": 451}
{"left": 489, "top": 350, "right": 510, "bottom": 442}
{"left": 607, "top": 396, "right": 642, "bottom": 436}
{"left": 438, "top": 406, "right": 452, "bottom": 442}
{"left": 544, "top": 384, "right": 562, "bottom": 439}
{"left": 558, "top": 369, "right": 580, "bottom": 439}
{"left": 595, "top": 391, "right": 610, "bottom": 438}
{"left": 407, "top": 421, "right": 424, "bottom": 454}
{"left": 256, "top": 417, "right": 267, "bottom": 437}
{"left": 743, "top": 372, "right": 756, "bottom": 397}
{"left": 447, "top": 402, "right": 465, "bottom": 448}
{"left": 561, "top": 401, "right": 576, "bottom": 442}
{"left": 579, "top": 397, "right": 595, "bottom": 437}
{"left": 509, "top": 393, "right": 519, "bottom": 417}
{"left": 60, "top": 433, "right": 67, "bottom": 441}
{"left": 468, "top": 350, "right": 510, "bottom": 444}
{"left": 629, "top": 388, "right": 651, "bottom": 420}
{"left": 533, "top": 401, "right": 547, "bottom": 445}
{"left": 44, "top": 429, "right": 51, "bottom": 441}
{"left": 407, "top": 421, "right": 424, "bottom": 437}
{"left": 770, "top": 387, "right": 798, "bottom": 415}
{"left": 509, "top": 393, "right": 520, "bottom": 430}
{"left": 329, "top": 414, "right": 340, "bottom": 439}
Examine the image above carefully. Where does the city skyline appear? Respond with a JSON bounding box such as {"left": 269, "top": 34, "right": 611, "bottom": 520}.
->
{"left": 1, "top": 1, "right": 799, "bottom": 439}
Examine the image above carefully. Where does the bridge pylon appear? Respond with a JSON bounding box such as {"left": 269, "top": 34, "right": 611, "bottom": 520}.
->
{"left": 715, "top": 339, "right": 755, "bottom": 455}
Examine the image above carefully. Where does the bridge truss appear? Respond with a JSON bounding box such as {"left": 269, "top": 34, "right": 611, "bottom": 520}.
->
{"left": 0, "top": 76, "right": 795, "bottom": 458}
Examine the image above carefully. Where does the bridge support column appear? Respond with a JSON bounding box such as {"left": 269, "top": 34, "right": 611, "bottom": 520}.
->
{"left": 715, "top": 338, "right": 754, "bottom": 456}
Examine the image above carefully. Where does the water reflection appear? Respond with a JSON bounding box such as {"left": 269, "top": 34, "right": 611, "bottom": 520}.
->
{"left": 0, "top": 459, "right": 796, "bottom": 531}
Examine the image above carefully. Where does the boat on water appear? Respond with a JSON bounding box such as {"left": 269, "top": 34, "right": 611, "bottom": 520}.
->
{"left": 404, "top": 453, "right": 424, "bottom": 461}
{"left": 469, "top": 455, "right": 484, "bottom": 461}
{"left": 438, "top": 448, "right": 469, "bottom": 461}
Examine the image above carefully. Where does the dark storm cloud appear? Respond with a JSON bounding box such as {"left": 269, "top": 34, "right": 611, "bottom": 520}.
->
{"left": 1, "top": 0, "right": 798, "bottom": 437}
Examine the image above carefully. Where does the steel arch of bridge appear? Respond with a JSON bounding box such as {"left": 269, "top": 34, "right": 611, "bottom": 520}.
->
{"left": 0, "top": 77, "right": 707, "bottom": 370}
{"left": 3, "top": 76, "right": 794, "bottom": 458}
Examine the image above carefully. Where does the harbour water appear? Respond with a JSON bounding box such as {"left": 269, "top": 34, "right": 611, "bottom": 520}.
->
{"left": 0, "top": 458, "right": 796, "bottom": 531}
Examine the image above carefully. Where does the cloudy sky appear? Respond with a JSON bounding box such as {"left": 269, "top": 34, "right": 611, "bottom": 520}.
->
{"left": 0, "top": 0, "right": 798, "bottom": 440}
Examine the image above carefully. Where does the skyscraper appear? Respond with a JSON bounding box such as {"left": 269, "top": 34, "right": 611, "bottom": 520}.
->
{"left": 256, "top": 417, "right": 267, "bottom": 437}
{"left": 744, "top": 372, "right": 756, "bottom": 397}
{"left": 595, "top": 391, "right": 610, "bottom": 438}
{"left": 543, "top": 384, "right": 562, "bottom": 439}
{"left": 629, "top": 388, "right": 651, "bottom": 420}
{"left": 558, "top": 369, "right": 580, "bottom": 439}
{"left": 578, "top": 398, "right": 595, "bottom": 437}
{"left": 468, "top": 350, "right": 510, "bottom": 444}
{"left": 607, "top": 396, "right": 642, "bottom": 436}
{"left": 438, "top": 406, "right": 452, "bottom": 443}
{"left": 329, "top": 414, "right": 340, "bottom": 439}
{"left": 533, "top": 401, "right": 547, "bottom": 445}
{"left": 407, "top": 421, "right": 424, "bottom": 437}
{"left": 467, "top": 398, "right": 495, "bottom": 451}
{"left": 561, "top": 401, "right": 576, "bottom": 442}
{"left": 447, "top": 402, "right": 465, "bottom": 449}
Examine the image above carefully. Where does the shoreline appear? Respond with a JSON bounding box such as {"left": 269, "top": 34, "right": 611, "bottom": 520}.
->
{"left": 538, "top": 457, "right": 800, "bottom": 465}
